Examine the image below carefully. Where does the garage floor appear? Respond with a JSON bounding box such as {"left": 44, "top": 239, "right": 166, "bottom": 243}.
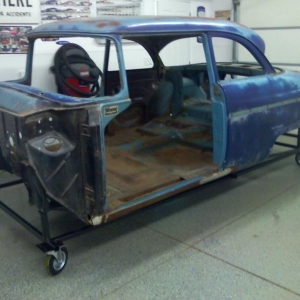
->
{"left": 1, "top": 150, "right": 300, "bottom": 299}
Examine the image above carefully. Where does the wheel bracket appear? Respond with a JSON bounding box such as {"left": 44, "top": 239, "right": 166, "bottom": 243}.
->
{"left": 47, "top": 246, "right": 66, "bottom": 262}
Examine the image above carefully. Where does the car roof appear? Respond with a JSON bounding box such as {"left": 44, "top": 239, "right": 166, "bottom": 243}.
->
{"left": 27, "top": 16, "right": 265, "bottom": 53}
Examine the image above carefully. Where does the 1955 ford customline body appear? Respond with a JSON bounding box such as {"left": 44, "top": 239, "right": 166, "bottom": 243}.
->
{"left": 1, "top": 16, "right": 300, "bottom": 274}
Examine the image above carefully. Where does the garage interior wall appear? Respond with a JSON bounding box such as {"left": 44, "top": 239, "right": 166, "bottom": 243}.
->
{"left": 0, "top": 0, "right": 232, "bottom": 89}
{"left": 238, "top": 0, "right": 300, "bottom": 71}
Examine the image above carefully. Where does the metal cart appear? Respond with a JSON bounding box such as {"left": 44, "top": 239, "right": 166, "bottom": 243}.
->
{"left": 1, "top": 130, "right": 300, "bottom": 275}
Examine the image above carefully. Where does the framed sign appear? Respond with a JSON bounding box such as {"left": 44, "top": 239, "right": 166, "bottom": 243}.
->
{"left": 0, "top": 1, "right": 40, "bottom": 24}
{"left": 215, "top": 10, "right": 231, "bottom": 21}
{"left": 97, "top": 0, "right": 141, "bottom": 16}
{"left": 40, "top": 0, "right": 93, "bottom": 23}
{"left": 0, "top": 26, "right": 31, "bottom": 54}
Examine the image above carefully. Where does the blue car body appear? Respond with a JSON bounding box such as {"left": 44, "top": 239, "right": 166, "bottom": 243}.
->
{"left": 0, "top": 16, "right": 299, "bottom": 225}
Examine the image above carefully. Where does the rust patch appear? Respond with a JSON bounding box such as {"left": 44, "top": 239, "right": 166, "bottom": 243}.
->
{"left": 214, "top": 86, "right": 222, "bottom": 97}
{"left": 84, "top": 20, "right": 101, "bottom": 24}
{"left": 156, "top": 119, "right": 194, "bottom": 130}
{"left": 97, "top": 21, "right": 120, "bottom": 28}
{"left": 105, "top": 126, "right": 217, "bottom": 209}
{"left": 106, "top": 179, "right": 201, "bottom": 222}
{"left": 120, "top": 177, "right": 183, "bottom": 203}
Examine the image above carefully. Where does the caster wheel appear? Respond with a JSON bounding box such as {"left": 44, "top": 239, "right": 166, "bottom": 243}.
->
{"left": 45, "top": 247, "right": 68, "bottom": 276}
{"left": 295, "top": 153, "right": 300, "bottom": 166}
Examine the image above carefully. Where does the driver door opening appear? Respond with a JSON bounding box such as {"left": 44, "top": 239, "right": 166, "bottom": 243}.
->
{"left": 102, "top": 37, "right": 217, "bottom": 209}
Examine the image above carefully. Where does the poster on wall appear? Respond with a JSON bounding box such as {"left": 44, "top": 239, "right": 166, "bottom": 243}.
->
{"left": 0, "top": 26, "right": 31, "bottom": 54}
{"left": 40, "top": 0, "right": 93, "bottom": 23}
{"left": 0, "top": 1, "right": 40, "bottom": 24}
{"left": 215, "top": 10, "right": 231, "bottom": 20}
{"left": 96, "top": 0, "right": 142, "bottom": 17}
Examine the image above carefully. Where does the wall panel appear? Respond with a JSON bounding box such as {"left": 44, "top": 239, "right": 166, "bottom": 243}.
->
{"left": 239, "top": 0, "right": 300, "bottom": 70}
{"left": 240, "top": 0, "right": 300, "bottom": 28}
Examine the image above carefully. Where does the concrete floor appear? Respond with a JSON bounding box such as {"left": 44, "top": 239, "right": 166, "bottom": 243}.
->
{"left": 1, "top": 154, "right": 300, "bottom": 299}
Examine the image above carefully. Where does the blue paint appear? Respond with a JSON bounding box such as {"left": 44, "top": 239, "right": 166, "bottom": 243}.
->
{"left": 27, "top": 16, "right": 265, "bottom": 53}
{"left": 5, "top": 17, "right": 300, "bottom": 170}
{"left": 2, "top": 15, "right": 300, "bottom": 229}
{"left": 222, "top": 71, "right": 300, "bottom": 113}
{"left": 56, "top": 40, "right": 70, "bottom": 45}
{"left": 221, "top": 70, "right": 300, "bottom": 168}
{"left": 0, "top": 82, "right": 133, "bottom": 123}
{"left": 225, "top": 103, "right": 300, "bottom": 168}
{"left": 2, "top": 16, "right": 300, "bottom": 181}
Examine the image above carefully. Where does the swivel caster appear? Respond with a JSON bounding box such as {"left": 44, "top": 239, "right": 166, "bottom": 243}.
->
{"left": 45, "top": 247, "right": 68, "bottom": 276}
{"left": 295, "top": 153, "right": 300, "bottom": 166}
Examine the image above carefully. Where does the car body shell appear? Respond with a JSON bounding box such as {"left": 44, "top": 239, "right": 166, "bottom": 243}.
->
{"left": 1, "top": 16, "right": 300, "bottom": 225}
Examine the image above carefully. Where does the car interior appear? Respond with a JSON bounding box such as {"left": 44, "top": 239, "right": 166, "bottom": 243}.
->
{"left": 48, "top": 36, "right": 265, "bottom": 208}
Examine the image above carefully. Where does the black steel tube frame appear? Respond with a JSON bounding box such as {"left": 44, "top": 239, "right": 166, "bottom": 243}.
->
{"left": 0, "top": 198, "right": 42, "bottom": 240}
{"left": 0, "top": 130, "right": 300, "bottom": 255}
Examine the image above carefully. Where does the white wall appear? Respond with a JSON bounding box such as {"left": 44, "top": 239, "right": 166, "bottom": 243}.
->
{"left": 212, "top": 0, "right": 233, "bottom": 62}
{"left": 239, "top": 0, "right": 300, "bottom": 70}
{"left": 1, "top": 53, "right": 28, "bottom": 81}
{"left": 0, "top": 0, "right": 233, "bottom": 89}
{"left": 211, "top": 0, "right": 232, "bottom": 15}
{"left": 240, "top": 0, "right": 299, "bottom": 28}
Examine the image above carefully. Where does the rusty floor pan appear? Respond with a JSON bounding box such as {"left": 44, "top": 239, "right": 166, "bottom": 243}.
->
{"left": 105, "top": 125, "right": 216, "bottom": 209}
